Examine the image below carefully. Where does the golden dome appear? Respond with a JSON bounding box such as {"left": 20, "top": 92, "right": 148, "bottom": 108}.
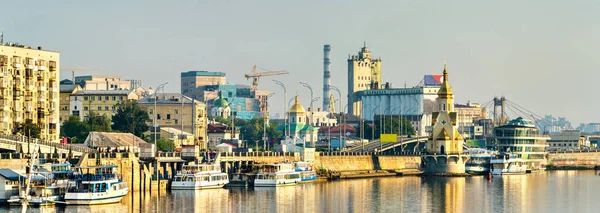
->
{"left": 289, "top": 95, "right": 306, "bottom": 114}
{"left": 437, "top": 60, "right": 453, "bottom": 99}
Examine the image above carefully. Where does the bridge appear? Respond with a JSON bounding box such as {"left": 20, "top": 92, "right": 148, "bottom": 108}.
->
{"left": 0, "top": 134, "right": 93, "bottom": 156}
{"left": 346, "top": 136, "right": 429, "bottom": 153}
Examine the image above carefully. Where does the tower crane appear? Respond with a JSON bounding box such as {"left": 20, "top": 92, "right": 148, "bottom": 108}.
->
{"left": 245, "top": 65, "right": 288, "bottom": 90}
{"left": 60, "top": 67, "right": 103, "bottom": 85}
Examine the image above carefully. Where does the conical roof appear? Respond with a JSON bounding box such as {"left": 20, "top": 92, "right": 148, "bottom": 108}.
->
{"left": 289, "top": 95, "right": 306, "bottom": 113}
{"left": 437, "top": 61, "right": 453, "bottom": 99}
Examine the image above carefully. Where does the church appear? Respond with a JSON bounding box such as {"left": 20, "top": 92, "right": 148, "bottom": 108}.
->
{"left": 277, "top": 95, "right": 319, "bottom": 152}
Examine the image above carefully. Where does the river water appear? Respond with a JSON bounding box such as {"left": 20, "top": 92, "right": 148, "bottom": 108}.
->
{"left": 3, "top": 170, "right": 600, "bottom": 213}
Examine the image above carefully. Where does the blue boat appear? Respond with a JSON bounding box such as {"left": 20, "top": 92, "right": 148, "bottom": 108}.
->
{"left": 294, "top": 162, "right": 318, "bottom": 183}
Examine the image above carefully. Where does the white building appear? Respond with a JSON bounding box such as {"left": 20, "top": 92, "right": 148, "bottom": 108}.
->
{"left": 209, "top": 93, "right": 231, "bottom": 119}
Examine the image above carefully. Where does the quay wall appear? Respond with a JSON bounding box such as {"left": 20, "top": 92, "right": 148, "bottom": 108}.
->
{"left": 548, "top": 152, "right": 600, "bottom": 169}
{"left": 315, "top": 154, "right": 375, "bottom": 171}
{"left": 377, "top": 156, "right": 421, "bottom": 171}
{"left": 77, "top": 153, "right": 152, "bottom": 192}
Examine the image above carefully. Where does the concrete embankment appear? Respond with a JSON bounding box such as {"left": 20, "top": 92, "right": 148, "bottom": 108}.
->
{"left": 314, "top": 153, "right": 422, "bottom": 179}
{"left": 547, "top": 151, "right": 600, "bottom": 170}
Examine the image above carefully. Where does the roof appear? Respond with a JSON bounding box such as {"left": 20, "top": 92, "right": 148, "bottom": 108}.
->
{"left": 181, "top": 71, "right": 226, "bottom": 77}
{"left": 289, "top": 95, "right": 306, "bottom": 114}
{"left": 318, "top": 124, "right": 357, "bottom": 133}
{"left": 216, "top": 143, "right": 237, "bottom": 148}
{"left": 504, "top": 117, "right": 536, "bottom": 128}
{"left": 437, "top": 63, "right": 453, "bottom": 99}
{"left": 73, "top": 90, "right": 133, "bottom": 95}
{"left": 0, "top": 169, "right": 23, "bottom": 181}
{"left": 160, "top": 127, "right": 193, "bottom": 136}
{"left": 213, "top": 92, "right": 229, "bottom": 108}
{"left": 138, "top": 93, "right": 204, "bottom": 105}
{"left": 60, "top": 84, "right": 78, "bottom": 93}
{"left": 84, "top": 132, "right": 150, "bottom": 147}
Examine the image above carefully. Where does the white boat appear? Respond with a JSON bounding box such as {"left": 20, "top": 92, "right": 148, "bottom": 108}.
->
{"left": 254, "top": 164, "right": 301, "bottom": 187}
{"left": 63, "top": 166, "right": 129, "bottom": 205}
{"left": 465, "top": 149, "right": 495, "bottom": 174}
{"left": 294, "top": 162, "right": 318, "bottom": 183}
{"left": 171, "top": 164, "right": 229, "bottom": 190}
{"left": 490, "top": 154, "right": 527, "bottom": 175}
{"left": 29, "top": 163, "right": 74, "bottom": 206}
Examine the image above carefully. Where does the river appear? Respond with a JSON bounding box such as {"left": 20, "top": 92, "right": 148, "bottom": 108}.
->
{"left": 3, "top": 170, "right": 600, "bottom": 212}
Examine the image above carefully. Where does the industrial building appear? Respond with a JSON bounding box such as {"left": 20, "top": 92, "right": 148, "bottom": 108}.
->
{"left": 0, "top": 43, "right": 60, "bottom": 142}
{"left": 347, "top": 44, "right": 382, "bottom": 116}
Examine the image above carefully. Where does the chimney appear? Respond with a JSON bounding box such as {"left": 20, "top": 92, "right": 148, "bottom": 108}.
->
{"left": 323, "top": 44, "right": 331, "bottom": 112}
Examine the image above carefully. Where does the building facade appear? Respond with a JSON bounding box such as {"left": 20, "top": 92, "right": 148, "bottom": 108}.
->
{"left": 70, "top": 90, "right": 138, "bottom": 121}
{"left": 180, "top": 71, "right": 226, "bottom": 101}
{"left": 0, "top": 44, "right": 60, "bottom": 142}
{"left": 75, "top": 75, "right": 131, "bottom": 91}
{"left": 422, "top": 62, "right": 469, "bottom": 174}
{"left": 489, "top": 117, "right": 549, "bottom": 170}
{"left": 59, "top": 83, "right": 81, "bottom": 123}
{"left": 348, "top": 44, "right": 382, "bottom": 116}
{"left": 138, "top": 93, "right": 207, "bottom": 149}
{"left": 547, "top": 130, "right": 585, "bottom": 151}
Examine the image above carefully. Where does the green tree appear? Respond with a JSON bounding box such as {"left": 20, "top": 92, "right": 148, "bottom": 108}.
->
{"left": 240, "top": 118, "right": 283, "bottom": 148}
{"left": 86, "top": 111, "right": 112, "bottom": 132}
{"left": 18, "top": 119, "right": 41, "bottom": 139}
{"left": 111, "top": 100, "right": 150, "bottom": 137}
{"left": 154, "top": 138, "right": 172, "bottom": 152}
{"left": 61, "top": 115, "right": 89, "bottom": 143}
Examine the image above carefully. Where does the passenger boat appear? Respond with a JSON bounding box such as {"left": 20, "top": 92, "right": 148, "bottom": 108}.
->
{"left": 490, "top": 154, "right": 527, "bottom": 175}
{"left": 294, "top": 162, "right": 318, "bottom": 182}
{"left": 465, "top": 149, "right": 494, "bottom": 174}
{"left": 29, "top": 163, "right": 74, "bottom": 206}
{"left": 63, "top": 166, "right": 129, "bottom": 205}
{"left": 254, "top": 164, "right": 301, "bottom": 187}
{"left": 171, "top": 164, "right": 229, "bottom": 190}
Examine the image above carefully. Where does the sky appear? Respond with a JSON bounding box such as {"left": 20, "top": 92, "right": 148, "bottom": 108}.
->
{"left": 2, "top": 0, "right": 599, "bottom": 125}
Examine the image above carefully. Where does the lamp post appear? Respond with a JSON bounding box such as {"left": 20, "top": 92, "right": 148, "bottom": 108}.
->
{"left": 299, "top": 82, "right": 314, "bottom": 111}
{"left": 263, "top": 93, "right": 275, "bottom": 151}
{"left": 372, "top": 106, "right": 379, "bottom": 142}
{"left": 273, "top": 80, "right": 287, "bottom": 138}
{"left": 153, "top": 82, "right": 167, "bottom": 203}
{"left": 361, "top": 104, "right": 369, "bottom": 152}
{"left": 308, "top": 97, "right": 320, "bottom": 148}
{"left": 342, "top": 104, "right": 348, "bottom": 151}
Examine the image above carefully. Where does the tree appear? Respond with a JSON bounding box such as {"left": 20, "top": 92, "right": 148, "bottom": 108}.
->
{"left": 86, "top": 111, "right": 112, "bottom": 132}
{"left": 18, "top": 119, "right": 41, "bottom": 139}
{"left": 111, "top": 100, "right": 151, "bottom": 137}
{"left": 61, "top": 113, "right": 112, "bottom": 144}
{"left": 240, "top": 118, "right": 283, "bottom": 149}
{"left": 154, "top": 138, "right": 172, "bottom": 152}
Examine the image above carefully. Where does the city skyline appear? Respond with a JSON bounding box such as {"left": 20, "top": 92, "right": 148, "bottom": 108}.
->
{"left": 2, "top": 0, "right": 599, "bottom": 124}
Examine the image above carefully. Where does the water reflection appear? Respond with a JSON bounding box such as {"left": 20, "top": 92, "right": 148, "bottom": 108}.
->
{"left": 2, "top": 171, "right": 599, "bottom": 212}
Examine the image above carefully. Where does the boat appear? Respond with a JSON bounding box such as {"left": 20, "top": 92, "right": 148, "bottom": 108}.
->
{"left": 28, "top": 163, "right": 74, "bottom": 206}
{"left": 490, "top": 153, "right": 527, "bottom": 175}
{"left": 63, "top": 165, "right": 129, "bottom": 205}
{"left": 465, "top": 149, "right": 495, "bottom": 174}
{"left": 171, "top": 164, "right": 229, "bottom": 190}
{"left": 254, "top": 163, "right": 301, "bottom": 187}
{"left": 294, "top": 162, "right": 318, "bottom": 183}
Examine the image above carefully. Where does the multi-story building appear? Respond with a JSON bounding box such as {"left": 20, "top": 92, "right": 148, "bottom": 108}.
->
{"left": 347, "top": 44, "right": 382, "bottom": 116}
{"left": 75, "top": 75, "right": 131, "bottom": 91}
{"left": 59, "top": 83, "right": 81, "bottom": 123}
{"left": 181, "top": 71, "right": 226, "bottom": 101}
{"left": 489, "top": 117, "right": 549, "bottom": 170}
{"left": 547, "top": 130, "right": 585, "bottom": 151}
{"left": 0, "top": 44, "right": 60, "bottom": 142}
{"left": 137, "top": 93, "right": 208, "bottom": 149}
{"left": 455, "top": 102, "right": 487, "bottom": 139}
{"left": 69, "top": 90, "right": 138, "bottom": 121}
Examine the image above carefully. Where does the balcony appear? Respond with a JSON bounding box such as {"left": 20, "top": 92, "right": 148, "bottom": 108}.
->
{"left": 12, "top": 63, "right": 21, "bottom": 69}
{"left": 25, "top": 106, "right": 34, "bottom": 112}
{"left": 0, "top": 101, "right": 9, "bottom": 111}
{"left": 38, "top": 86, "right": 46, "bottom": 91}
{"left": 38, "top": 65, "right": 46, "bottom": 71}
{"left": 37, "top": 97, "right": 46, "bottom": 103}
{"left": 26, "top": 64, "right": 34, "bottom": 70}
{"left": 26, "top": 84, "right": 35, "bottom": 91}
{"left": 0, "top": 80, "right": 7, "bottom": 88}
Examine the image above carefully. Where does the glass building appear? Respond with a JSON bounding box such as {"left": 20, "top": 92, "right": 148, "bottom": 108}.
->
{"left": 488, "top": 117, "right": 549, "bottom": 170}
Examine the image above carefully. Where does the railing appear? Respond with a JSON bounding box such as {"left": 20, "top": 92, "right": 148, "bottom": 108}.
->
{"left": 0, "top": 133, "right": 94, "bottom": 153}
{"left": 548, "top": 149, "right": 600, "bottom": 154}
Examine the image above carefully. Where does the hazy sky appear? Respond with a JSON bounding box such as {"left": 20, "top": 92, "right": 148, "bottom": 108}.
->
{"left": 2, "top": 0, "right": 599, "bottom": 124}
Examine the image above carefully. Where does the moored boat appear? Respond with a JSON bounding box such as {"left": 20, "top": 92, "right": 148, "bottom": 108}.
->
{"left": 294, "top": 162, "right": 318, "bottom": 183}
{"left": 254, "top": 163, "right": 301, "bottom": 187}
{"left": 63, "top": 166, "right": 129, "bottom": 205}
{"left": 490, "top": 154, "right": 527, "bottom": 175}
{"left": 171, "top": 164, "right": 229, "bottom": 190}
{"left": 465, "top": 149, "right": 495, "bottom": 174}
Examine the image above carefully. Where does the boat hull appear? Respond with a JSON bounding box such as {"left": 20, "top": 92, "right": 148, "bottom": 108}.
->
{"left": 170, "top": 181, "right": 228, "bottom": 190}
{"left": 254, "top": 178, "right": 301, "bottom": 187}
{"left": 64, "top": 188, "right": 128, "bottom": 205}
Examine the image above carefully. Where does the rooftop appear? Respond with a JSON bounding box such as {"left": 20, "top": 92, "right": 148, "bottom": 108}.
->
{"left": 0, "top": 42, "right": 58, "bottom": 53}
{"left": 138, "top": 93, "right": 204, "bottom": 105}
{"left": 84, "top": 132, "right": 150, "bottom": 147}
{"left": 60, "top": 84, "right": 79, "bottom": 93}
{"left": 181, "top": 71, "right": 226, "bottom": 77}
{"left": 73, "top": 90, "right": 133, "bottom": 95}
{"left": 504, "top": 117, "right": 536, "bottom": 128}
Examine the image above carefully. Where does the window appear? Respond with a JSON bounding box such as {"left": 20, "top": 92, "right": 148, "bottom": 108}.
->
{"left": 174, "top": 109, "right": 178, "bottom": 115}
{"left": 84, "top": 96, "right": 88, "bottom": 101}
{"left": 74, "top": 106, "right": 78, "bottom": 110}
{"left": 105, "top": 106, "right": 109, "bottom": 110}
{"left": 105, "top": 96, "right": 109, "bottom": 101}
{"left": 174, "top": 119, "right": 178, "bottom": 124}
{"left": 97, "top": 106, "right": 101, "bottom": 110}
{"left": 90, "top": 96, "right": 95, "bottom": 101}
{"left": 157, "top": 114, "right": 161, "bottom": 119}
{"left": 84, "top": 106, "right": 88, "bottom": 111}
{"left": 112, "top": 96, "right": 116, "bottom": 101}
{"left": 119, "top": 97, "right": 123, "bottom": 101}
{"left": 167, "top": 114, "right": 171, "bottom": 119}
{"left": 111, "top": 106, "right": 115, "bottom": 111}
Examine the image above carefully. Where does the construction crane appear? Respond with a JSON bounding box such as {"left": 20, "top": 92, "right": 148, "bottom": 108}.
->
{"left": 245, "top": 65, "right": 288, "bottom": 90}
{"left": 60, "top": 67, "right": 103, "bottom": 85}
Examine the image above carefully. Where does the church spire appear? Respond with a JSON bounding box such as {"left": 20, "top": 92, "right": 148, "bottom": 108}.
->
{"left": 437, "top": 58, "right": 453, "bottom": 99}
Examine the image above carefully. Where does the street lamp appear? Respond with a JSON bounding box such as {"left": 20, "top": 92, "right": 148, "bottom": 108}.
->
{"left": 153, "top": 82, "right": 167, "bottom": 202}
{"left": 273, "top": 80, "right": 287, "bottom": 138}
{"left": 263, "top": 93, "right": 275, "bottom": 151}
{"left": 299, "top": 82, "right": 314, "bottom": 111}
{"left": 308, "top": 97, "right": 320, "bottom": 148}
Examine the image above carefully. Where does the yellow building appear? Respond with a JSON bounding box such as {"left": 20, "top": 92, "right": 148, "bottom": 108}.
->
{"left": 59, "top": 83, "right": 81, "bottom": 123}
{"left": 69, "top": 90, "right": 139, "bottom": 121}
{"left": 0, "top": 44, "right": 60, "bottom": 142}
{"left": 137, "top": 93, "right": 207, "bottom": 149}
{"left": 347, "top": 44, "right": 382, "bottom": 116}
{"left": 156, "top": 127, "right": 195, "bottom": 149}
{"left": 422, "top": 61, "right": 469, "bottom": 174}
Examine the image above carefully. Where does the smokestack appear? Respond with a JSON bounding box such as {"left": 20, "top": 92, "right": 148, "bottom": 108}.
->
{"left": 323, "top": 44, "right": 331, "bottom": 112}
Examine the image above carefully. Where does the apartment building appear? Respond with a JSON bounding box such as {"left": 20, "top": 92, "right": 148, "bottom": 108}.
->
{"left": 59, "top": 83, "right": 81, "bottom": 123}
{"left": 0, "top": 44, "right": 60, "bottom": 142}
{"left": 69, "top": 90, "right": 138, "bottom": 121}
{"left": 137, "top": 93, "right": 208, "bottom": 149}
